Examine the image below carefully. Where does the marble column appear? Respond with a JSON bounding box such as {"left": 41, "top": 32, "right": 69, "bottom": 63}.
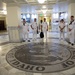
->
{"left": 68, "top": 3, "right": 75, "bottom": 21}
{"left": 68, "top": 3, "right": 75, "bottom": 42}
{"left": 6, "top": 6, "right": 21, "bottom": 42}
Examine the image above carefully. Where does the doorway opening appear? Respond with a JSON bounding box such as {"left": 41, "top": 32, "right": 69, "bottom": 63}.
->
{"left": 38, "top": 14, "right": 52, "bottom": 31}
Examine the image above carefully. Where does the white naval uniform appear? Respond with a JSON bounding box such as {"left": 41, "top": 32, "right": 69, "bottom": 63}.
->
{"left": 39, "top": 22, "right": 42, "bottom": 32}
{"left": 42, "top": 22, "right": 48, "bottom": 40}
{"left": 68, "top": 21, "right": 75, "bottom": 44}
{"left": 22, "top": 23, "right": 29, "bottom": 41}
{"left": 31, "top": 22, "right": 37, "bottom": 40}
{"left": 39, "top": 23, "right": 42, "bottom": 28}
{"left": 59, "top": 22, "right": 65, "bottom": 40}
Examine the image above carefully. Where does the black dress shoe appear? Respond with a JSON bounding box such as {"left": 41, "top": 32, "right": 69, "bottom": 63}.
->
{"left": 68, "top": 42, "right": 71, "bottom": 44}
{"left": 71, "top": 43, "right": 74, "bottom": 46}
{"left": 28, "top": 40, "right": 30, "bottom": 42}
{"left": 23, "top": 40, "right": 25, "bottom": 42}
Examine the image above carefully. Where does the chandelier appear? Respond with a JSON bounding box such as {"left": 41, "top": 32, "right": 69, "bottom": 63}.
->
{"left": 38, "top": 0, "right": 45, "bottom": 4}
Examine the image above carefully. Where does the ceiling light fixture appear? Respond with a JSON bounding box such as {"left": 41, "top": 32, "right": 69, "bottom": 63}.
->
{"left": 44, "top": 14, "right": 46, "bottom": 17}
{"left": 42, "top": 6, "right": 46, "bottom": 8}
{"left": 41, "top": 9, "right": 47, "bottom": 14}
{"left": 38, "top": 0, "right": 45, "bottom": 4}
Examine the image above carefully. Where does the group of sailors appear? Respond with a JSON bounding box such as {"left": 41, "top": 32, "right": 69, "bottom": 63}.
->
{"left": 21, "top": 18, "right": 48, "bottom": 42}
{"left": 20, "top": 15, "right": 75, "bottom": 46}
{"left": 59, "top": 15, "right": 75, "bottom": 46}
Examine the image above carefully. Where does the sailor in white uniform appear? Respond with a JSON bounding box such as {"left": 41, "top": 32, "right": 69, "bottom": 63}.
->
{"left": 22, "top": 19, "right": 30, "bottom": 42}
{"left": 39, "top": 20, "right": 43, "bottom": 31}
{"left": 31, "top": 18, "right": 38, "bottom": 41}
{"left": 68, "top": 16, "right": 75, "bottom": 46}
{"left": 59, "top": 19, "right": 65, "bottom": 40}
{"left": 42, "top": 18, "right": 48, "bottom": 40}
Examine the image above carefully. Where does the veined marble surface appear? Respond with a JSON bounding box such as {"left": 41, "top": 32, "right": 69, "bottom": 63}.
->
{"left": 0, "top": 31, "right": 75, "bottom": 75}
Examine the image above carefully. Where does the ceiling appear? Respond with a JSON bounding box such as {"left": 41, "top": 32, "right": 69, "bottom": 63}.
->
{"left": 2, "top": 0, "right": 68, "bottom": 6}
{"left": 0, "top": 0, "right": 72, "bottom": 14}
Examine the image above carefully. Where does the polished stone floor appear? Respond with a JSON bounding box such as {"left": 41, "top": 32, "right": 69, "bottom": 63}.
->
{"left": 0, "top": 31, "right": 75, "bottom": 75}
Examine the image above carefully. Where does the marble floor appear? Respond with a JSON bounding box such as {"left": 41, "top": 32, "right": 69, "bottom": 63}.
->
{"left": 0, "top": 31, "right": 75, "bottom": 75}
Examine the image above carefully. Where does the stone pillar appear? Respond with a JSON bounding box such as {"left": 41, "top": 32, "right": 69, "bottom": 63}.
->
{"left": 6, "top": 6, "right": 21, "bottom": 42}
{"left": 67, "top": 3, "right": 75, "bottom": 42}
{"left": 68, "top": 3, "right": 75, "bottom": 21}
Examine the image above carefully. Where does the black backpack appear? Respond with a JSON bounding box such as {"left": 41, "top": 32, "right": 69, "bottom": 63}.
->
{"left": 40, "top": 32, "right": 44, "bottom": 38}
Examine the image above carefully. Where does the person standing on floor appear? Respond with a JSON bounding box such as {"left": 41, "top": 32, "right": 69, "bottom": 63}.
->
{"left": 22, "top": 19, "right": 30, "bottom": 42}
{"left": 39, "top": 20, "right": 44, "bottom": 39}
{"left": 59, "top": 19, "right": 65, "bottom": 40}
{"left": 31, "top": 18, "right": 38, "bottom": 41}
{"left": 42, "top": 18, "right": 48, "bottom": 40}
{"left": 68, "top": 15, "right": 75, "bottom": 46}
{"left": 39, "top": 20, "right": 43, "bottom": 31}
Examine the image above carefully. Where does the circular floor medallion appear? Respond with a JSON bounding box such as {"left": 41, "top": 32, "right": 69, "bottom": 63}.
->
{"left": 6, "top": 42, "right": 75, "bottom": 73}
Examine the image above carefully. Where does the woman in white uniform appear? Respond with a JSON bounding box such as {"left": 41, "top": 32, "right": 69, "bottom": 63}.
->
{"left": 22, "top": 19, "right": 30, "bottom": 42}
{"left": 31, "top": 18, "right": 38, "bottom": 41}
{"left": 68, "top": 16, "right": 75, "bottom": 46}
{"left": 42, "top": 18, "right": 48, "bottom": 40}
{"left": 59, "top": 19, "right": 65, "bottom": 40}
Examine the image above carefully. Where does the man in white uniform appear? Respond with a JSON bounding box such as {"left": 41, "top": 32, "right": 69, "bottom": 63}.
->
{"left": 31, "top": 18, "right": 38, "bottom": 41}
{"left": 22, "top": 19, "right": 30, "bottom": 42}
{"left": 59, "top": 19, "right": 65, "bottom": 40}
{"left": 68, "top": 16, "right": 75, "bottom": 46}
{"left": 39, "top": 20, "right": 43, "bottom": 31}
{"left": 42, "top": 18, "right": 48, "bottom": 40}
